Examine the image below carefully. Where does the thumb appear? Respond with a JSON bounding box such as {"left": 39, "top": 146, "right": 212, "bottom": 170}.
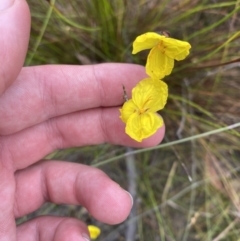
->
{"left": 0, "top": 0, "right": 30, "bottom": 95}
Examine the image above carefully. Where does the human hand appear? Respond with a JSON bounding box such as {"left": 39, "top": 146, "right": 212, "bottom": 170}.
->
{"left": 0, "top": 1, "right": 165, "bottom": 240}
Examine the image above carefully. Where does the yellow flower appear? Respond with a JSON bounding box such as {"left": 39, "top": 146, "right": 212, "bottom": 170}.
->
{"left": 120, "top": 78, "right": 168, "bottom": 142}
{"left": 132, "top": 32, "right": 191, "bottom": 79}
{"left": 88, "top": 225, "right": 101, "bottom": 240}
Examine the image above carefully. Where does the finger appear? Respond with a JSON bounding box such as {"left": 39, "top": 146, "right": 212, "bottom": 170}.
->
{"left": 2, "top": 107, "right": 165, "bottom": 170}
{"left": 17, "top": 216, "right": 90, "bottom": 241}
{"left": 15, "top": 161, "right": 133, "bottom": 225}
{"left": 0, "top": 63, "right": 146, "bottom": 135}
{"left": 0, "top": 0, "right": 30, "bottom": 95}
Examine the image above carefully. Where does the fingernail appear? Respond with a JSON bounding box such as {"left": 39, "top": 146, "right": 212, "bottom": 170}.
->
{"left": 82, "top": 233, "right": 90, "bottom": 241}
{"left": 125, "top": 191, "right": 134, "bottom": 206}
{"left": 0, "top": 0, "right": 14, "bottom": 11}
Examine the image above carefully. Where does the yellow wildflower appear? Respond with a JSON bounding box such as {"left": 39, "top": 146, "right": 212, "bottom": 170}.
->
{"left": 120, "top": 78, "right": 168, "bottom": 142}
{"left": 88, "top": 225, "right": 101, "bottom": 240}
{"left": 132, "top": 32, "right": 191, "bottom": 79}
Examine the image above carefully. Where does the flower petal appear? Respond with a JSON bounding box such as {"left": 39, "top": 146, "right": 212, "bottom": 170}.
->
{"left": 119, "top": 99, "right": 137, "bottom": 123}
{"left": 132, "top": 32, "right": 163, "bottom": 54}
{"left": 163, "top": 37, "right": 191, "bottom": 60}
{"left": 125, "top": 112, "right": 163, "bottom": 142}
{"left": 88, "top": 225, "right": 101, "bottom": 240}
{"left": 132, "top": 78, "right": 168, "bottom": 112}
{"left": 146, "top": 46, "right": 174, "bottom": 79}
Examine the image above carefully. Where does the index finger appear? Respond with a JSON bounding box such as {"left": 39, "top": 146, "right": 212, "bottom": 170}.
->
{"left": 0, "top": 63, "right": 147, "bottom": 135}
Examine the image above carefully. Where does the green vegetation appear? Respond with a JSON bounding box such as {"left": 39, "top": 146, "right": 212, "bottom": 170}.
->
{"left": 22, "top": 0, "right": 240, "bottom": 240}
